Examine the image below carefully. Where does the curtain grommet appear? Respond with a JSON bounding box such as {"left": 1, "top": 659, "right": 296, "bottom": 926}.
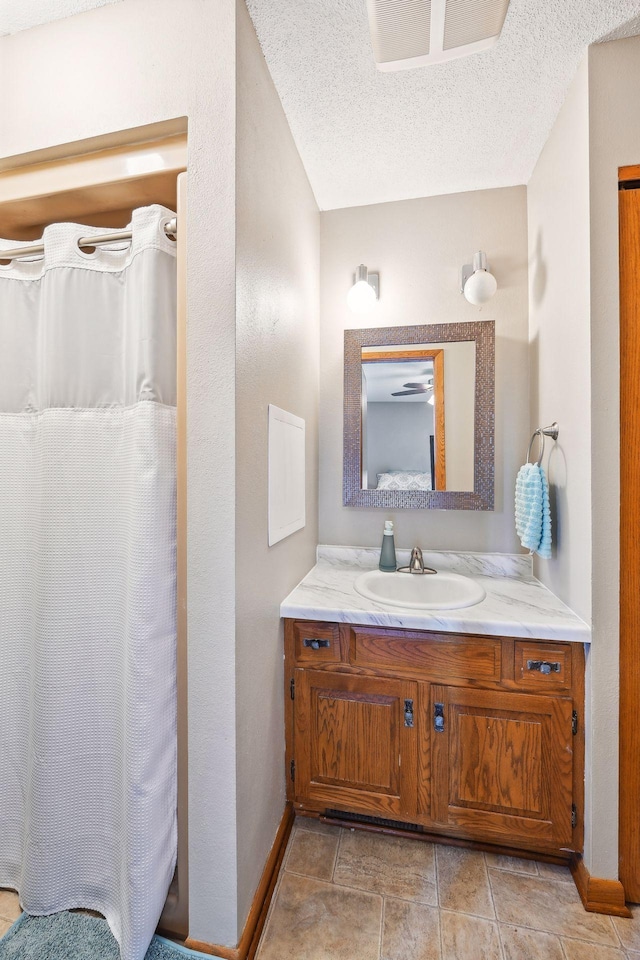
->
{"left": 75, "top": 239, "right": 98, "bottom": 259}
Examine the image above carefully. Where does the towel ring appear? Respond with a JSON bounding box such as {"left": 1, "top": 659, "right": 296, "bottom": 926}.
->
{"left": 527, "top": 430, "right": 545, "bottom": 466}
{"left": 527, "top": 422, "right": 559, "bottom": 466}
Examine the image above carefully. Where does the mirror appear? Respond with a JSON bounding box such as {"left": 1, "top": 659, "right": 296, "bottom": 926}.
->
{"left": 361, "top": 342, "right": 476, "bottom": 492}
{"left": 344, "top": 322, "right": 494, "bottom": 509}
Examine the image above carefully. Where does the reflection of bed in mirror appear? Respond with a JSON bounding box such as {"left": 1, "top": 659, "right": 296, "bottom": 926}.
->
{"left": 375, "top": 470, "right": 432, "bottom": 491}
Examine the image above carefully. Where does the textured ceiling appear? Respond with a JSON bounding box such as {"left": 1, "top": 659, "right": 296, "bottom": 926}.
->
{"left": 0, "top": 0, "right": 123, "bottom": 37}
{"left": 245, "top": 0, "right": 640, "bottom": 209}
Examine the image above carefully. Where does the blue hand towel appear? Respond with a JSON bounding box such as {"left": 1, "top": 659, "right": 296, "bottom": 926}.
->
{"left": 515, "top": 462, "right": 552, "bottom": 559}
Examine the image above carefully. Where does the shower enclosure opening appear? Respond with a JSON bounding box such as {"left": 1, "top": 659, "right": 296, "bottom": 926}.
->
{"left": 0, "top": 128, "right": 188, "bottom": 960}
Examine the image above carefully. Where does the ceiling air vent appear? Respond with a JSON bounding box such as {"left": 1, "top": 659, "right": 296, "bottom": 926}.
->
{"left": 366, "top": 0, "right": 511, "bottom": 71}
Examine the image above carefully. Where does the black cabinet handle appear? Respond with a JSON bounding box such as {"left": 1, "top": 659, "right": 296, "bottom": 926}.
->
{"left": 404, "top": 699, "right": 414, "bottom": 728}
{"left": 527, "top": 660, "right": 561, "bottom": 675}
{"left": 434, "top": 702, "right": 445, "bottom": 733}
{"left": 303, "top": 637, "right": 331, "bottom": 650}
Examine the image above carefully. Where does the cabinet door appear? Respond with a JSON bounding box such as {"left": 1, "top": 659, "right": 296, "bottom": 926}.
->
{"left": 294, "top": 669, "right": 418, "bottom": 819}
{"left": 430, "top": 685, "right": 574, "bottom": 849}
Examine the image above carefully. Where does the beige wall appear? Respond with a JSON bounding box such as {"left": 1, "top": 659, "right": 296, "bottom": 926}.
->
{"left": 319, "top": 187, "right": 529, "bottom": 550}
{"left": 365, "top": 402, "right": 434, "bottom": 482}
{"left": 587, "top": 34, "right": 640, "bottom": 880}
{"left": 235, "top": 0, "right": 319, "bottom": 934}
{"left": 527, "top": 36, "right": 640, "bottom": 881}
{"left": 526, "top": 56, "right": 602, "bottom": 874}
{"left": 527, "top": 57, "right": 592, "bottom": 623}
{"left": 0, "top": 0, "right": 239, "bottom": 945}
{"left": 437, "top": 340, "right": 476, "bottom": 491}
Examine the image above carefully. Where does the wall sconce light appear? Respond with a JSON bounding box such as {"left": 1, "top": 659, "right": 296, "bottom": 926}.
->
{"left": 460, "top": 251, "right": 497, "bottom": 305}
{"left": 347, "top": 264, "right": 379, "bottom": 314}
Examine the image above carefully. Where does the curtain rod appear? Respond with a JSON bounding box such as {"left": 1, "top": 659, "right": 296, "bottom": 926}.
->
{"left": 0, "top": 218, "right": 178, "bottom": 263}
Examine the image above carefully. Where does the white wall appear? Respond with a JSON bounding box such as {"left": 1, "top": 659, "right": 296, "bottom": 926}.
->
{"left": 0, "top": 0, "right": 239, "bottom": 945}
{"left": 235, "top": 0, "right": 319, "bottom": 932}
{"left": 319, "top": 187, "right": 529, "bottom": 550}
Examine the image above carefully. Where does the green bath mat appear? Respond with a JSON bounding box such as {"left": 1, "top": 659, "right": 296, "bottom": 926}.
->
{"left": 0, "top": 911, "right": 208, "bottom": 959}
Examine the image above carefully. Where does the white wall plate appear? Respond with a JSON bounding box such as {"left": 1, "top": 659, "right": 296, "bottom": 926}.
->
{"left": 268, "top": 404, "right": 306, "bottom": 546}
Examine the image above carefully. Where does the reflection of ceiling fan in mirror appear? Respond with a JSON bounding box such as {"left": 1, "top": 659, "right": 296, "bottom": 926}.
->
{"left": 392, "top": 377, "right": 435, "bottom": 401}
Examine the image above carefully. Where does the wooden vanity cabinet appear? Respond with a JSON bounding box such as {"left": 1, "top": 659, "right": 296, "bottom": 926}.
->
{"left": 285, "top": 619, "right": 585, "bottom": 859}
{"left": 293, "top": 670, "right": 419, "bottom": 819}
{"left": 428, "top": 685, "right": 574, "bottom": 849}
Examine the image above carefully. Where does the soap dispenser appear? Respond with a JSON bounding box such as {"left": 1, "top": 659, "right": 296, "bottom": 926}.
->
{"left": 379, "top": 520, "right": 397, "bottom": 572}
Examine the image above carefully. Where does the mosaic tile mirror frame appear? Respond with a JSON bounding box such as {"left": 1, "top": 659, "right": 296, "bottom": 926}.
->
{"left": 343, "top": 321, "right": 495, "bottom": 510}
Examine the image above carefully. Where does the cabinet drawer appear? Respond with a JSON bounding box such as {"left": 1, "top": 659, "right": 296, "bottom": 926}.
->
{"left": 514, "top": 641, "right": 572, "bottom": 691}
{"left": 349, "top": 627, "right": 501, "bottom": 682}
{"left": 293, "top": 621, "right": 341, "bottom": 664}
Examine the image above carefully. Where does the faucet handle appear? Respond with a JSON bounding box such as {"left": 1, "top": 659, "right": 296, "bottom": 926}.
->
{"left": 398, "top": 546, "right": 437, "bottom": 575}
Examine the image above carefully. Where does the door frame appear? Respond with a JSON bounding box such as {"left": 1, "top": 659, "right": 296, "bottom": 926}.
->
{"left": 618, "top": 166, "right": 640, "bottom": 900}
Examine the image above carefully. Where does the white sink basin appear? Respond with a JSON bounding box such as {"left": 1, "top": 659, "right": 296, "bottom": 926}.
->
{"left": 354, "top": 569, "right": 486, "bottom": 610}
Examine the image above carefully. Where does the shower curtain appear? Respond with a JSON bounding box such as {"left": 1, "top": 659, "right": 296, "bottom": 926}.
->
{"left": 0, "top": 206, "right": 178, "bottom": 960}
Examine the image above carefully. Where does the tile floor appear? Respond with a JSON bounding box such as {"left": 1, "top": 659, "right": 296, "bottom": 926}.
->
{"left": 1, "top": 823, "right": 639, "bottom": 959}
{"left": 255, "top": 817, "right": 640, "bottom": 960}
{"left": 0, "top": 888, "right": 21, "bottom": 939}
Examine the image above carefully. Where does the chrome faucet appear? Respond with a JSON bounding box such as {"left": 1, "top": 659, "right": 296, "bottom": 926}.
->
{"left": 398, "top": 546, "right": 437, "bottom": 575}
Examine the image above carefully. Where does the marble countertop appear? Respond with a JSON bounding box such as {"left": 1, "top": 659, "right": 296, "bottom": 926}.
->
{"left": 280, "top": 546, "right": 591, "bottom": 643}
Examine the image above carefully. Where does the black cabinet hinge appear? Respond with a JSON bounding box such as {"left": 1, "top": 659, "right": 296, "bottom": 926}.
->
{"left": 571, "top": 804, "right": 577, "bottom": 829}
{"left": 290, "top": 678, "right": 295, "bottom": 701}
{"left": 572, "top": 710, "right": 578, "bottom": 735}
{"left": 290, "top": 759, "right": 295, "bottom": 782}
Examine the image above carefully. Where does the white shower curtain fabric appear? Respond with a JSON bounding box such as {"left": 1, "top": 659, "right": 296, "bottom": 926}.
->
{"left": 0, "top": 206, "right": 178, "bottom": 960}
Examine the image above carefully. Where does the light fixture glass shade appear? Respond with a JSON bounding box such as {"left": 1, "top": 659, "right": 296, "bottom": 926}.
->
{"left": 347, "top": 264, "right": 377, "bottom": 314}
{"left": 463, "top": 268, "right": 497, "bottom": 305}
{"left": 347, "top": 279, "right": 377, "bottom": 313}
